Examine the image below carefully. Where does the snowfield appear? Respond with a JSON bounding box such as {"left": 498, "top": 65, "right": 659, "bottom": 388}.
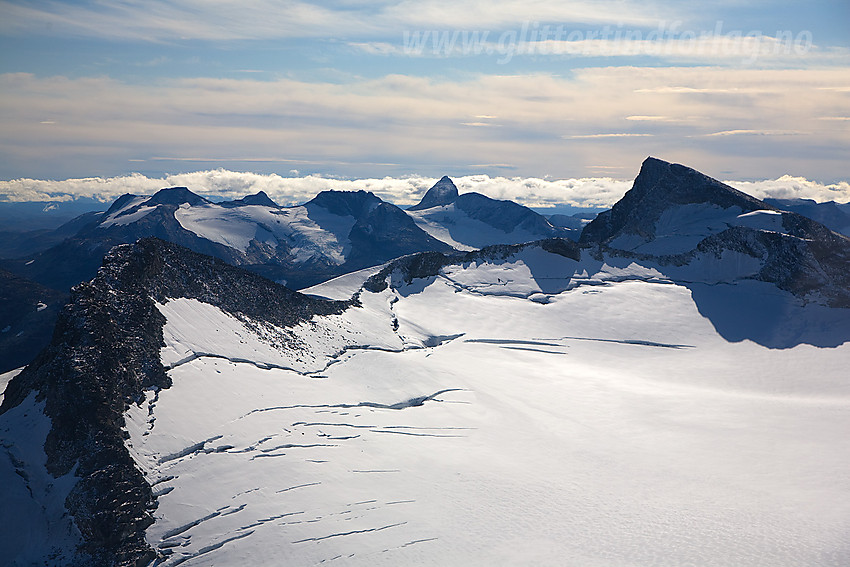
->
{"left": 124, "top": 248, "right": 850, "bottom": 566}
{"left": 407, "top": 203, "right": 544, "bottom": 251}
{"left": 174, "top": 202, "right": 357, "bottom": 264}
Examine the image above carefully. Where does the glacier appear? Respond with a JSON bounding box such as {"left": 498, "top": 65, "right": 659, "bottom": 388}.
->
{"left": 122, "top": 245, "right": 850, "bottom": 566}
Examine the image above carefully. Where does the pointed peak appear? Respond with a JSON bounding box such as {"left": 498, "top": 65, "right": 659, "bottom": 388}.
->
{"left": 580, "top": 158, "right": 772, "bottom": 245}
{"left": 408, "top": 176, "right": 459, "bottom": 211}
{"left": 629, "top": 157, "right": 766, "bottom": 210}
{"left": 103, "top": 193, "right": 139, "bottom": 216}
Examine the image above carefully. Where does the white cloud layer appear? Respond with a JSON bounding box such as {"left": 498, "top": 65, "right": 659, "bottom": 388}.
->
{"left": 2, "top": 170, "right": 848, "bottom": 209}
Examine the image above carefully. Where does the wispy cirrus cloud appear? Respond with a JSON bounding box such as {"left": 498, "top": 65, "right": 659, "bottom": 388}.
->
{"left": 0, "top": 0, "right": 675, "bottom": 42}
{"left": 705, "top": 129, "right": 807, "bottom": 137}
{"left": 564, "top": 133, "right": 654, "bottom": 139}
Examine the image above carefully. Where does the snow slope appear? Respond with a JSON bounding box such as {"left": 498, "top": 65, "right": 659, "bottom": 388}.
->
{"left": 608, "top": 204, "right": 790, "bottom": 255}
{"left": 408, "top": 203, "right": 545, "bottom": 251}
{"left": 174, "top": 202, "right": 357, "bottom": 264}
{"left": 124, "top": 246, "right": 850, "bottom": 566}
{"left": 0, "top": 392, "right": 82, "bottom": 566}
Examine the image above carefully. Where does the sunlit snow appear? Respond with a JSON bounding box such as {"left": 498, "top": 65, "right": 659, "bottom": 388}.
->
{"left": 173, "top": 202, "right": 357, "bottom": 263}
{"left": 125, "top": 248, "right": 850, "bottom": 566}
{"left": 408, "top": 204, "right": 544, "bottom": 250}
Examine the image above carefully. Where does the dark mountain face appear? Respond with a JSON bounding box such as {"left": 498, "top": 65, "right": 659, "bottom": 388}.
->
{"left": 408, "top": 176, "right": 459, "bottom": 211}
{"left": 0, "top": 238, "right": 352, "bottom": 566}
{"left": 453, "top": 192, "right": 565, "bottom": 236}
{"left": 219, "top": 191, "right": 280, "bottom": 208}
{"left": 307, "top": 189, "right": 382, "bottom": 217}
{"left": 580, "top": 157, "right": 850, "bottom": 308}
{"left": 0, "top": 269, "right": 67, "bottom": 373}
{"left": 580, "top": 157, "right": 771, "bottom": 245}
{"left": 141, "top": 186, "right": 209, "bottom": 208}
{"left": 345, "top": 202, "right": 455, "bottom": 268}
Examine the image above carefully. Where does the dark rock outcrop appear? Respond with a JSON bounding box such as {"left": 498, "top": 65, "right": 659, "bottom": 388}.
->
{"left": 220, "top": 191, "right": 279, "bottom": 208}
{"left": 363, "top": 237, "right": 580, "bottom": 292}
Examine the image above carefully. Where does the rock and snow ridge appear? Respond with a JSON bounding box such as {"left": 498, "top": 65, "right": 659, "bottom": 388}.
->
{"left": 581, "top": 157, "right": 850, "bottom": 307}
{"left": 0, "top": 178, "right": 562, "bottom": 375}
{"left": 0, "top": 238, "right": 352, "bottom": 566}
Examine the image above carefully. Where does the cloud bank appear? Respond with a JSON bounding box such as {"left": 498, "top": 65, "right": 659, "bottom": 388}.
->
{"left": 2, "top": 170, "right": 847, "bottom": 209}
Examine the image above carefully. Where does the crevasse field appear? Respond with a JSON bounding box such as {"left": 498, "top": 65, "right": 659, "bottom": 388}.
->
{"left": 124, "top": 248, "right": 850, "bottom": 566}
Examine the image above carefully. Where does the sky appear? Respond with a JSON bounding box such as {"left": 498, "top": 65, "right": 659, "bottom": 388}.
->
{"left": 1, "top": 1, "right": 848, "bottom": 207}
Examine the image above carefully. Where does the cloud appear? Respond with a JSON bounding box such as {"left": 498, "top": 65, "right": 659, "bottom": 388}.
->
{"left": 727, "top": 176, "right": 850, "bottom": 204}
{"left": 2, "top": 170, "right": 848, "bottom": 210}
{"left": 0, "top": 0, "right": 675, "bottom": 42}
{"left": 705, "top": 129, "right": 805, "bottom": 137}
{"left": 2, "top": 66, "right": 850, "bottom": 181}
{"left": 564, "top": 133, "right": 654, "bottom": 139}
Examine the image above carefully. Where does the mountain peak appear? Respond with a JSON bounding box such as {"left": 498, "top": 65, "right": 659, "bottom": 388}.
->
{"left": 581, "top": 157, "right": 770, "bottom": 244}
{"left": 0, "top": 237, "right": 351, "bottom": 565}
{"left": 103, "top": 193, "right": 140, "bottom": 216}
{"left": 306, "top": 190, "right": 382, "bottom": 217}
{"left": 408, "top": 176, "right": 459, "bottom": 211}
{"left": 220, "top": 191, "right": 279, "bottom": 208}
{"left": 143, "top": 187, "right": 209, "bottom": 208}
{"left": 633, "top": 157, "right": 766, "bottom": 210}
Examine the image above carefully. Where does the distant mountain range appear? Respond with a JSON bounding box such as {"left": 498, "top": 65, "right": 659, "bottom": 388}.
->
{"left": 1, "top": 178, "right": 570, "bottom": 292}
{"left": 2, "top": 157, "right": 849, "bottom": 566}
{"left": 0, "top": 181, "right": 571, "bottom": 372}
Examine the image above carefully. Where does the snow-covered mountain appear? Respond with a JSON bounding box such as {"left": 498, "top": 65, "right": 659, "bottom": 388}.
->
{"left": 406, "top": 176, "right": 576, "bottom": 250}
{"left": 2, "top": 157, "right": 850, "bottom": 566}
{"left": 7, "top": 187, "right": 452, "bottom": 292}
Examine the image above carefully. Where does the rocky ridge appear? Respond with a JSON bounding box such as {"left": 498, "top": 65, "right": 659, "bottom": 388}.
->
{"left": 0, "top": 238, "right": 351, "bottom": 566}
